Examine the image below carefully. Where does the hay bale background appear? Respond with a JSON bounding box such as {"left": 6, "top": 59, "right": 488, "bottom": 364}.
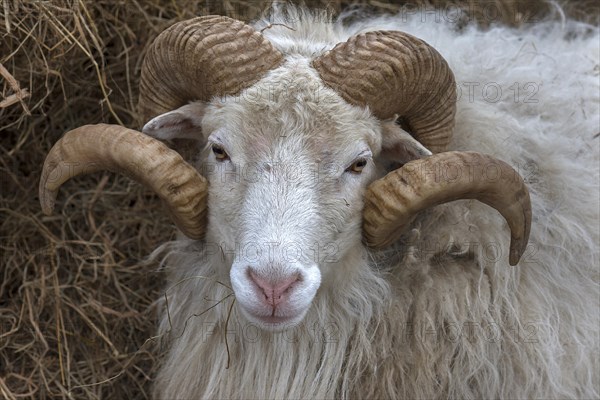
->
{"left": 0, "top": 1, "right": 596, "bottom": 398}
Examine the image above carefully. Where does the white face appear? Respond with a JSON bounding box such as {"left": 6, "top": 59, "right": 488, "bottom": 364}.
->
{"left": 201, "top": 79, "right": 381, "bottom": 331}
{"left": 142, "top": 61, "right": 430, "bottom": 331}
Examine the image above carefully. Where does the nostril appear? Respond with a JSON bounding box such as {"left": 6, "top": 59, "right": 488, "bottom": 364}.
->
{"left": 248, "top": 269, "right": 299, "bottom": 306}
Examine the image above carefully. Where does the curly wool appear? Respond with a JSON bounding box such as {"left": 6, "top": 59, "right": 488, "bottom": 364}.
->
{"left": 152, "top": 7, "right": 599, "bottom": 399}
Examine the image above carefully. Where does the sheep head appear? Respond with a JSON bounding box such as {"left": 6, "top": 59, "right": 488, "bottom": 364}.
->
{"left": 39, "top": 16, "right": 531, "bottom": 331}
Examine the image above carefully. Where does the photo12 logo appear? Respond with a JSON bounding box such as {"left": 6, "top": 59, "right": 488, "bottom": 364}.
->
{"left": 457, "top": 81, "right": 540, "bottom": 104}
{"left": 397, "top": 2, "right": 542, "bottom": 25}
{"left": 200, "top": 240, "right": 340, "bottom": 264}
{"left": 201, "top": 320, "right": 340, "bottom": 344}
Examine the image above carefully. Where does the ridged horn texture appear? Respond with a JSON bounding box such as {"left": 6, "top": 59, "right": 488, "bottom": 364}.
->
{"left": 39, "top": 124, "right": 208, "bottom": 239}
{"left": 138, "top": 16, "right": 284, "bottom": 123}
{"left": 312, "top": 31, "right": 456, "bottom": 153}
{"left": 363, "top": 152, "right": 532, "bottom": 266}
{"left": 40, "top": 17, "right": 284, "bottom": 239}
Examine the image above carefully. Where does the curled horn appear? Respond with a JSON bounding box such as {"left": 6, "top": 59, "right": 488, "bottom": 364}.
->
{"left": 40, "top": 125, "right": 208, "bottom": 239}
{"left": 139, "top": 16, "right": 284, "bottom": 122}
{"left": 41, "top": 17, "right": 284, "bottom": 239}
{"left": 312, "top": 31, "right": 456, "bottom": 153}
{"left": 363, "top": 152, "right": 531, "bottom": 266}
{"left": 314, "top": 32, "right": 531, "bottom": 264}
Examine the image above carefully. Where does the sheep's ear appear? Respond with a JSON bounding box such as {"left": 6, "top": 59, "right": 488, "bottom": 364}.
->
{"left": 142, "top": 102, "right": 206, "bottom": 141}
{"left": 380, "top": 119, "right": 432, "bottom": 165}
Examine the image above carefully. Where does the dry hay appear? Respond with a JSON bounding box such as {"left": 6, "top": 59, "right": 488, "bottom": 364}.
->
{"left": 0, "top": 1, "right": 597, "bottom": 399}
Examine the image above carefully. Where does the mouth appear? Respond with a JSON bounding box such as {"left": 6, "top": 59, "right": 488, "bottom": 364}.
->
{"left": 240, "top": 307, "right": 306, "bottom": 331}
{"left": 255, "top": 314, "right": 292, "bottom": 325}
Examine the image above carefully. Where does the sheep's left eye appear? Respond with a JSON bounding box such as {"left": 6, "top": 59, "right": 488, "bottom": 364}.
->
{"left": 347, "top": 158, "right": 367, "bottom": 174}
{"left": 212, "top": 145, "right": 229, "bottom": 161}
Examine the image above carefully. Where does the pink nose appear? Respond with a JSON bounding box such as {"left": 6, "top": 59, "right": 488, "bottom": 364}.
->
{"left": 249, "top": 271, "right": 299, "bottom": 307}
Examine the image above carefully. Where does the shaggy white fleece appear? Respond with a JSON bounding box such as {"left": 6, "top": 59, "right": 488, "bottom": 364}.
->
{"left": 152, "top": 6, "right": 599, "bottom": 399}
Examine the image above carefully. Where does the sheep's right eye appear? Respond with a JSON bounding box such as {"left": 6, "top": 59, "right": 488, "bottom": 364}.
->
{"left": 212, "top": 145, "right": 229, "bottom": 161}
{"left": 347, "top": 158, "right": 367, "bottom": 174}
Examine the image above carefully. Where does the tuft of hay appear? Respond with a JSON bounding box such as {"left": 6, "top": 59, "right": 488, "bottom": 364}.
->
{"left": 0, "top": 1, "right": 596, "bottom": 399}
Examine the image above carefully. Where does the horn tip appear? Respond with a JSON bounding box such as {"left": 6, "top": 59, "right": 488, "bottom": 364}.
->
{"left": 509, "top": 239, "right": 527, "bottom": 266}
{"left": 509, "top": 206, "right": 532, "bottom": 266}
{"left": 40, "top": 189, "right": 57, "bottom": 216}
{"left": 39, "top": 165, "right": 58, "bottom": 215}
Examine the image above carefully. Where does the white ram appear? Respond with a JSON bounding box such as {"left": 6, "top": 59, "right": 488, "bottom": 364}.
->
{"left": 40, "top": 6, "right": 599, "bottom": 399}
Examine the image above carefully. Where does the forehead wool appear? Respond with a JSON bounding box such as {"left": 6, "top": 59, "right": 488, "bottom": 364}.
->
{"left": 203, "top": 55, "right": 382, "bottom": 162}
